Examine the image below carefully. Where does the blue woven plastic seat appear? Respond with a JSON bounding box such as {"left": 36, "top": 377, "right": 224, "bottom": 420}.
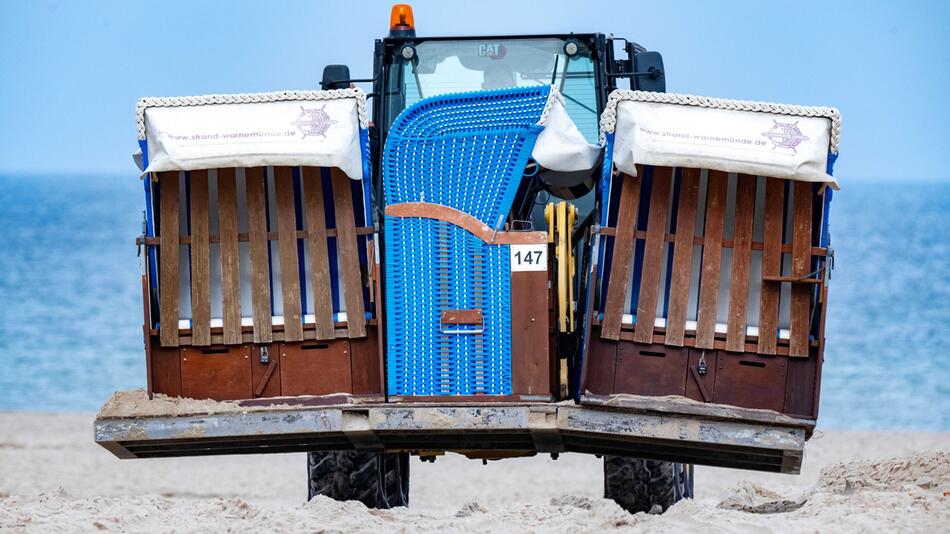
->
{"left": 383, "top": 86, "right": 552, "bottom": 396}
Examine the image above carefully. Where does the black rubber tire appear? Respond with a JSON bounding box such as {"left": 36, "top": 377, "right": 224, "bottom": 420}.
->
{"left": 604, "top": 456, "right": 694, "bottom": 514}
{"left": 307, "top": 451, "right": 410, "bottom": 508}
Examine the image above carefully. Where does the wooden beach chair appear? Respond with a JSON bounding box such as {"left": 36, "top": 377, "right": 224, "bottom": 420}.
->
{"left": 137, "top": 90, "right": 384, "bottom": 400}
{"left": 582, "top": 91, "right": 840, "bottom": 419}
{"left": 381, "top": 86, "right": 555, "bottom": 398}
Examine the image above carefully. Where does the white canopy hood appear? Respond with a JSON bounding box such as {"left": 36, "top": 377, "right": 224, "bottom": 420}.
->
{"left": 135, "top": 89, "right": 370, "bottom": 180}
{"left": 600, "top": 91, "right": 841, "bottom": 188}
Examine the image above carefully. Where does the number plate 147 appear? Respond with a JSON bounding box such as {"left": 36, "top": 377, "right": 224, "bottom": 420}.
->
{"left": 510, "top": 244, "right": 547, "bottom": 272}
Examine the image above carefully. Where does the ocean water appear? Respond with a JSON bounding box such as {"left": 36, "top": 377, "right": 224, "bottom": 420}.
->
{"left": 0, "top": 175, "right": 947, "bottom": 430}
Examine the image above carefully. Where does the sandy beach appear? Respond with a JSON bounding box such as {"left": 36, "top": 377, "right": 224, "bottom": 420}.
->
{"left": 0, "top": 412, "right": 946, "bottom": 532}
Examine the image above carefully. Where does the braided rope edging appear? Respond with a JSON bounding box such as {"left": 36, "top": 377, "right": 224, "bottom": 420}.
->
{"left": 599, "top": 90, "right": 841, "bottom": 154}
{"left": 136, "top": 88, "right": 369, "bottom": 140}
{"left": 537, "top": 84, "right": 563, "bottom": 127}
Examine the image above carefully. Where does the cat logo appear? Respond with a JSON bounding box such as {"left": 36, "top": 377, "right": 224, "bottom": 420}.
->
{"left": 477, "top": 43, "right": 507, "bottom": 60}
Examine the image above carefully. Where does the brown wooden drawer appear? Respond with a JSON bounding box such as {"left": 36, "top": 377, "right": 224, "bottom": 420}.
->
{"left": 713, "top": 352, "right": 788, "bottom": 412}
{"left": 279, "top": 340, "right": 352, "bottom": 396}
{"left": 180, "top": 345, "right": 252, "bottom": 400}
{"left": 614, "top": 342, "right": 688, "bottom": 397}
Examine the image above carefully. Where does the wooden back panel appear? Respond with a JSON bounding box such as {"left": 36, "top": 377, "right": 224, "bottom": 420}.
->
{"left": 152, "top": 167, "right": 372, "bottom": 347}
{"left": 598, "top": 167, "right": 827, "bottom": 357}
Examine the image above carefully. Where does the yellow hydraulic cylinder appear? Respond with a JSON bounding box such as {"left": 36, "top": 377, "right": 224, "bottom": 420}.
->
{"left": 544, "top": 201, "right": 577, "bottom": 334}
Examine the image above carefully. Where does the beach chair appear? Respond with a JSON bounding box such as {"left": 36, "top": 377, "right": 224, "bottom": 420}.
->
{"left": 582, "top": 91, "right": 840, "bottom": 418}
{"left": 136, "top": 89, "right": 384, "bottom": 400}
{"left": 382, "top": 86, "right": 562, "bottom": 397}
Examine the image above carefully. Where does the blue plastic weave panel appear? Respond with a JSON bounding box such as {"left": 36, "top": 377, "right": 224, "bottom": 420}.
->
{"left": 385, "top": 218, "right": 512, "bottom": 395}
{"left": 384, "top": 131, "right": 542, "bottom": 228}
{"left": 389, "top": 86, "right": 551, "bottom": 139}
{"left": 383, "top": 87, "right": 549, "bottom": 396}
{"left": 384, "top": 87, "right": 549, "bottom": 229}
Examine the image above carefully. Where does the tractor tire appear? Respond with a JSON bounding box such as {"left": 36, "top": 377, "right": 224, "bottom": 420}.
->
{"left": 307, "top": 451, "right": 410, "bottom": 509}
{"left": 604, "top": 456, "right": 693, "bottom": 514}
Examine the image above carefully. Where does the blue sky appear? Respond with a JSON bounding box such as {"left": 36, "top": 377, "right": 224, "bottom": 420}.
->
{"left": 1, "top": 0, "right": 947, "bottom": 182}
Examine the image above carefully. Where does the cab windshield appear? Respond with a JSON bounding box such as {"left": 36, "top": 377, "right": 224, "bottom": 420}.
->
{"left": 385, "top": 38, "right": 600, "bottom": 142}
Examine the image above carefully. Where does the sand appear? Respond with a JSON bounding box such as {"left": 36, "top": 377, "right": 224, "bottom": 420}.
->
{"left": 0, "top": 412, "right": 947, "bottom": 533}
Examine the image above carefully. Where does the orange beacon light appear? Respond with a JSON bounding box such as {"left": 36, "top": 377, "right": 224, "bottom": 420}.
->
{"left": 389, "top": 4, "right": 416, "bottom": 37}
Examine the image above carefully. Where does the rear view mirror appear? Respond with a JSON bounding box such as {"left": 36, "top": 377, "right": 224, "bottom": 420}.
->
{"left": 321, "top": 64, "right": 352, "bottom": 90}
{"left": 633, "top": 51, "right": 665, "bottom": 93}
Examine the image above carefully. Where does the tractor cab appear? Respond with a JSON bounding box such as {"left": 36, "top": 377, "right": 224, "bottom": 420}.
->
{"left": 319, "top": 15, "right": 669, "bottom": 395}
{"left": 326, "top": 17, "right": 666, "bottom": 229}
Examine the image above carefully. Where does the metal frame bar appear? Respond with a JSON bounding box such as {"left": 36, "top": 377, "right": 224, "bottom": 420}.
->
{"left": 95, "top": 398, "right": 807, "bottom": 473}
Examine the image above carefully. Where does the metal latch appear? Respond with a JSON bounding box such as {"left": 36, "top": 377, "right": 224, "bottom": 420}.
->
{"left": 260, "top": 346, "right": 269, "bottom": 365}
{"left": 827, "top": 247, "right": 835, "bottom": 281}
{"left": 697, "top": 352, "right": 708, "bottom": 376}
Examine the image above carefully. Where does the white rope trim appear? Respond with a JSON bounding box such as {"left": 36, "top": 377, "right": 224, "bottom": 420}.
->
{"left": 600, "top": 90, "right": 841, "bottom": 155}
{"left": 136, "top": 88, "right": 369, "bottom": 140}
{"left": 537, "top": 84, "right": 563, "bottom": 127}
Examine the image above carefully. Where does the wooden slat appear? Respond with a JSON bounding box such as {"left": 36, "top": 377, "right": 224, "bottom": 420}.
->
{"left": 761, "top": 275, "right": 820, "bottom": 284}
{"left": 158, "top": 172, "right": 180, "bottom": 348}
{"left": 594, "top": 228, "right": 827, "bottom": 257}
{"left": 665, "top": 168, "right": 700, "bottom": 346}
{"left": 217, "top": 168, "right": 242, "bottom": 345}
{"left": 302, "top": 167, "right": 336, "bottom": 340}
{"left": 633, "top": 167, "right": 673, "bottom": 343}
{"left": 330, "top": 168, "right": 366, "bottom": 338}
{"left": 600, "top": 172, "right": 642, "bottom": 340}
{"left": 695, "top": 170, "right": 728, "bottom": 349}
{"left": 789, "top": 181, "right": 813, "bottom": 357}
{"left": 138, "top": 227, "right": 374, "bottom": 246}
{"left": 274, "top": 167, "right": 303, "bottom": 342}
{"left": 189, "top": 170, "right": 211, "bottom": 346}
{"left": 245, "top": 167, "right": 272, "bottom": 343}
{"left": 725, "top": 174, "right": 756, "bottom": 352}
{"left": 757, "top": 178, "right": 785, "bottom": 355}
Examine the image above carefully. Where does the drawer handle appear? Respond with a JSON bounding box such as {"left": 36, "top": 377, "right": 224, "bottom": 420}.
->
{"left": 440, "top": 309, "right": 484, "bottom": 335}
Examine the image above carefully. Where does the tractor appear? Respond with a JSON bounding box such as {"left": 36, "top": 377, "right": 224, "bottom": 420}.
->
{"left": 97, "top": 4, "right": 839, "bottom": 515}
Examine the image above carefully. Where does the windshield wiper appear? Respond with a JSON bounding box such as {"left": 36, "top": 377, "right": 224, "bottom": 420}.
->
{"left": 411, "top": 62, "right": 424, "bottom": 100}
{"left": 559, "top": 91, "right": 597, "bottom": 115}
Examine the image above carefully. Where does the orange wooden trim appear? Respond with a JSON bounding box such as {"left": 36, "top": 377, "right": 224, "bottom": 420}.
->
{"left": 385, "top": 202, "right": 546, "bottom": 244}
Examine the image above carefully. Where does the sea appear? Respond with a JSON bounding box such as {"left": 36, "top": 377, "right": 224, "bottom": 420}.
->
{"left": 0, "top": 175, "right": 947, "bottom": 430}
